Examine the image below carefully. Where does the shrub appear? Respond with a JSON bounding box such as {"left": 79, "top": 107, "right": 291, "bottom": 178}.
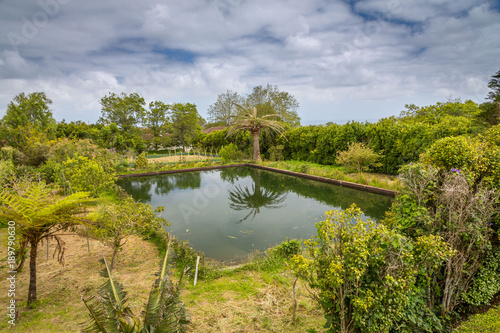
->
{"left": 60, "top": 155, "right": 115, "bottom": 197}
{"left": 336, "top": 142, "right": 382, "bottom": 173}
{"left": 421, "top": 136, "right": 477, "bottom": 172}
{"left": 291, "top": 205, "right": 420, "bottom": 333}
{"left": 272, "top": 239, "right": 301, "bottom": 259}
{"left": 134, "top": 151, "right": 148, "bottom": 169}
{"left": 0, "top": 146, "right": 15, "bottom": 161}
{"left": 461, "top": 247, "right": 500, "bottom": 306}
{"left": 388, "top": 163, "right": 499, "bottom": 318}
{"left": 86, "top": 197, "right": 167, "bottom": 268}
{"left": 219, "top": 143, "right": 245, "bottom": 163}
{"left": 268, "top": 144, "right": 284, "bottom": 161}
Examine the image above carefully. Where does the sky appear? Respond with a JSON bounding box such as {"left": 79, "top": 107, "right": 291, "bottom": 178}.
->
{"left": 0, "top": 0, "right": 499, "bottom": 125}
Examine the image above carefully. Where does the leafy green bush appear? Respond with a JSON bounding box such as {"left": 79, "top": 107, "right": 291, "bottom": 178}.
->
{"left": 421, "top": 135, "right": 500, "bottom": 188}
{"left": 0, "top": 147, "right": 15, "bottom": 161}
{"left": 461, "top": 248, "right": 500, "bottom": 306}
{"left": 272, "top": 239, "right": 301, "bottom": 259}
{"left": 268, "top": 144, "right": 284, "bottom": 161}
{"left": 0, "top": 160, "right": 14, "bottom": 186}
{"left": 454, "top": 305, "right": 500, "bottom": 333}
{"left": 291, "top": 205, "right": 431, "bottom": 333}
{"left": 421, "top": 136, "right": 477, "bottom": 171}
{"left": 134, "top": 151, "right": 148, "bottom": 169}
{"left": 60, "top": 155, "right": 115, "bottom": 197}
{"left": 219, "top": 143, "right": 245, "bottom": 163}
{"left": 387, "top": 163, "right": 499, "bottom": 320}
{"left": 336, "top": 142, "right": 382, "bottom": 173}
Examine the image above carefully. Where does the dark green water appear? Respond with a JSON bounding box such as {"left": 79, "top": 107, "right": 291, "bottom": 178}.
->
{"left": 117, "top": 167, "right": 393, "bottom": 260}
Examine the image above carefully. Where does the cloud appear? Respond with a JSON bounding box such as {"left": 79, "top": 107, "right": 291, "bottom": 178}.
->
{"left": 0, "top": 0, "right": 498, "bottom": 124}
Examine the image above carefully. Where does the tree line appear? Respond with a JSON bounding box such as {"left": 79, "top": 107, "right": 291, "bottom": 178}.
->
{"left": 0, "top": 84, "right": 300, "bottom": 162}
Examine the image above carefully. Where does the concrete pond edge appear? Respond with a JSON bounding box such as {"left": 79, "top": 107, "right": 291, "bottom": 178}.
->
{"left": 117, "top": 163, "right": 398, "bottom": 198}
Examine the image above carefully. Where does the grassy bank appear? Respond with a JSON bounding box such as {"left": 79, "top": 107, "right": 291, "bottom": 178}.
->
{"left": 120, "top": 156, "right": 401, "bottom": 192}
{"left": 2, "top": 226, "right": 499, "bottom": 332}
{"left": 261, "top": 160, "right": 401, "bottom": 191}
{"left": 0, "top": 229, "right": 323, "bottom": 332}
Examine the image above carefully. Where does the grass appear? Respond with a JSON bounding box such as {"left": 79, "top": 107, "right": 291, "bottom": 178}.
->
{"left": 262, "top": 160, "right": 401, "bottom": 191}
{"left": 115, "top": 159, "right": 227, "bottom": 176}
{"left": 3, "top": 224, "right": 499, "bottom": 332}
{"left": 182, "top": 256, "right": 324, "bottom": 333}
{"left": 0, "top": 228, "right": 324, "bottom": 332}
{"left": 0, "top": 229, "right": 160, "bottom": 332}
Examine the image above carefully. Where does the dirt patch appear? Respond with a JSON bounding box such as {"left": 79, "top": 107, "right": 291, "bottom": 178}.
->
{"left": 0, "top": 230, "right": 160, "bottom": 332}
{"left": 148, "top": 155, "right": 216, "bottom": 164}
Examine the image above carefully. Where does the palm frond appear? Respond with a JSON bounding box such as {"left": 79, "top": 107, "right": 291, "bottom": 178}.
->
{"left": 100, "top": 255, "right": 127, "bottom": 310}
{"left": 154, "top": 274, "right": 190, "bottom": 333}
{"left": 81, "top": 295, "right": 108, "bottom": 333}
{"left": 143, "top": 238, "right": 171, "bottom": 328}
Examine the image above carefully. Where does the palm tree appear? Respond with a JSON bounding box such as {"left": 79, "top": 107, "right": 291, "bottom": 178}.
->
{"left": 0, "top": 181, "right": 94, "bottom": 306}
{"left": 226, "top": 104, "right": 286, "bottom": 162}
{"left": 81, "top": 239, "right": 189, "bottom": 332}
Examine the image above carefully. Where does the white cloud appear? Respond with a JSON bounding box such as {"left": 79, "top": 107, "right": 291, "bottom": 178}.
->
{"left": 0, "top": 0, "right": 498, "bottom": 124}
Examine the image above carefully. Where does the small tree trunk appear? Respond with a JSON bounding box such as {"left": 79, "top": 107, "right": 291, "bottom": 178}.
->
{"left": 111, "top": 238, "right": 121, "bottom": 269}
{"left": 292, "top": 276, "right": 298, "bottom": 325}
{"left": 111, "top": 249, "right": 118, "bottom": 270}
{"left": 252, "top": 131, "right": 261, "bottom": 162}
{"left": 28, "top": 240, "right": 38, "bottom": 307}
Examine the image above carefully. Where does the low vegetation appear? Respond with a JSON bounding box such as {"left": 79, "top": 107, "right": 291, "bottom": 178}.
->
{"left": 261, "top": 160, "right": 401, "bottom": 191}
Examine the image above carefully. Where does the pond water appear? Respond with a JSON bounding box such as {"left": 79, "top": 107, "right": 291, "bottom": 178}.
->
{"left": 117, "top": 166, "right": 393, "bottom": 260}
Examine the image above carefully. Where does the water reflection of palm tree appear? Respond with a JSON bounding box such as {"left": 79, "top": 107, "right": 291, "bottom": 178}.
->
{"left": 228, "top": 170, "right": 287, "bottom": 223}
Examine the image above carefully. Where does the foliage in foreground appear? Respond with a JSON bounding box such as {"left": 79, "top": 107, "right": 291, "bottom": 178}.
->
{"left": 0, "top": 180, "right": 95, "bottom": 306}
{"left": 81, "top": 239, "right": 189, "bottom": 333}
{"left": 291, "top": 205, "right": 453, "bottom": 333}
{"left": 386, "top": 163, "right": 499, "bottom": 330}
{"left": 453, "top": 305, "right": 500, "bottom": 333}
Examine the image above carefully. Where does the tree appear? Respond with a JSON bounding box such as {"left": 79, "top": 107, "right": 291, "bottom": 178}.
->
{"left": 81, "top": 240, "right": 190, "bottom": 332}
{"left": 145, "top": 101, "right": 170, "bottom": 149}
{"left": 1, "top": 92, "right": 55, "bottom": 130}
{"left": 170, "top": 103, "right": 201, "bottom": 150}
{"left": 87, "top": 197, "right": 166, "bottom": 269}
{"left": 0, "top": 181, "right": 94, "bottom": 306}
{"left": 336, "top": 142, "right": 382, "bottom": 173}
{"left": 399, "top": 99, "right": 481, "bottom": 124}
{"left": 207, "top": 89, "right": 243, "bottom": 126}
{"left": 478, "top": 69, "right": 500, "bottom": 126}
{"left": 226, "top": 105, "right": 286, "bottom": 162}
{"left": 487, "top": 68, "right": 500, "bottom": 102}
{"left": 59, "top": 155, "right": 116, "bottom": 197}
{"left": 0, "top": 92, "right": 56, "bottom": 157}
{"left": 245, "top": 84, "right": 301, "bottom": 127}
{"left": 98, "top": 92, "right": 146, "bottom": 132}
